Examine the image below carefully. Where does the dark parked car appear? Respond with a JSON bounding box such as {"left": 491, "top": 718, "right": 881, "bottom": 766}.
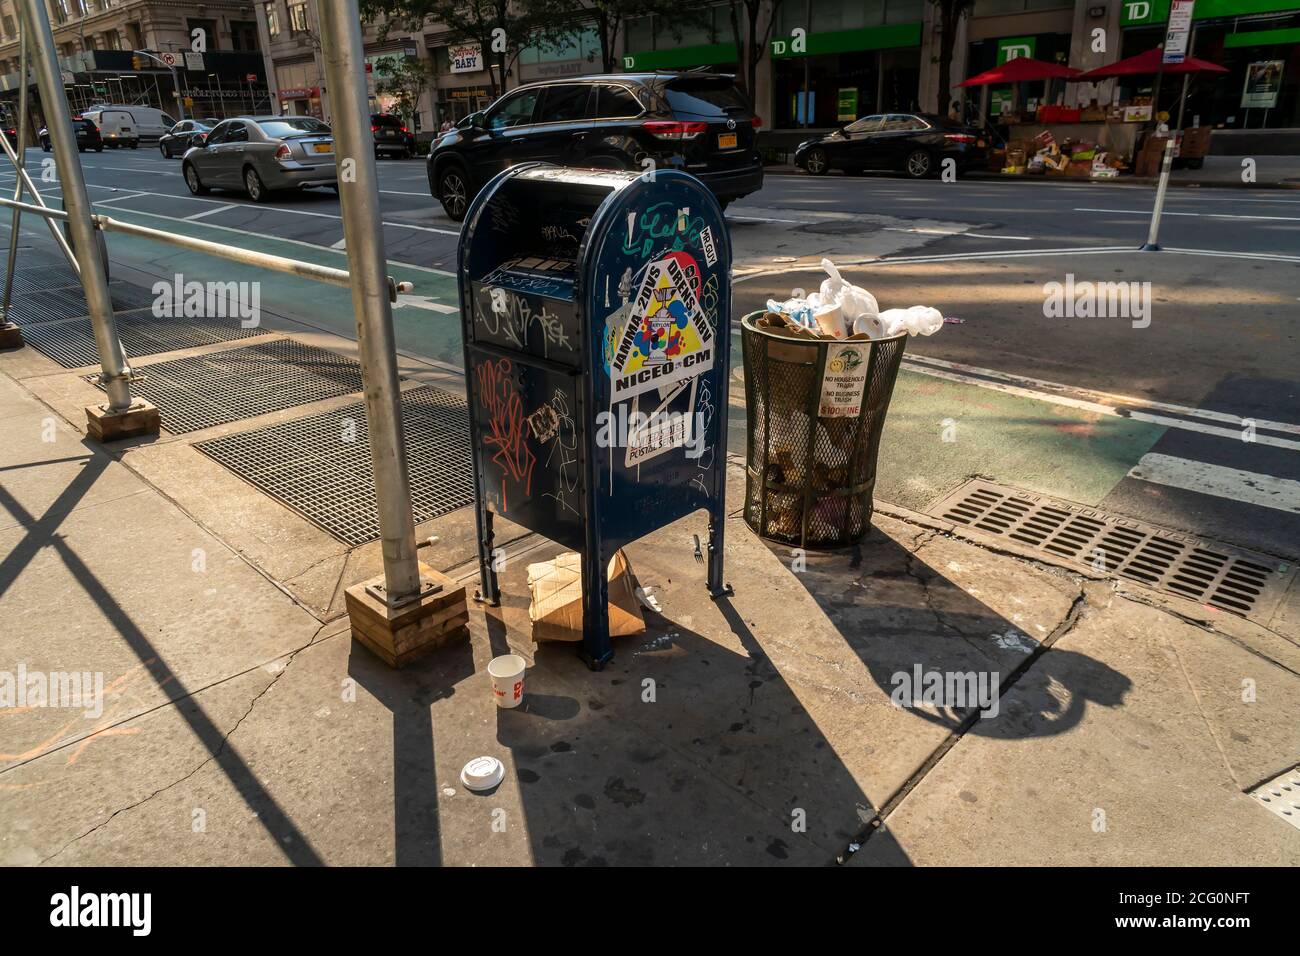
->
{"left": 159, "top": 120, "right": 212, "bottom": 158}
{"left": 371, "top": 113, "right": 416, "bottom": 159}
{"left": 182, "top": 116, "right": 337, "bottom": 202}
{"left": 427, "top": 72, "right": 763, "bottom": 221}
{"left": 38, "top": 117, "right": 103, "bottom": 152}
{"left": 794, "top": 113, "right": 988, "bottom": 179}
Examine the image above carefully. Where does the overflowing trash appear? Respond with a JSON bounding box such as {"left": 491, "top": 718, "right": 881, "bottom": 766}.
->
{"left": 763, "top": 259, "right": 945, "bottom": 340}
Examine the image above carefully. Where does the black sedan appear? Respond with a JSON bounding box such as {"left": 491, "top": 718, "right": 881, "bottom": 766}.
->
{"left": 158, "top": 120, "right": 212, "bottom": 158}
{"left": 38, "top": 117, "right": 103, "bottom": 152}
{"left": 795, "top": 113, "right": 988, "bottom": 179}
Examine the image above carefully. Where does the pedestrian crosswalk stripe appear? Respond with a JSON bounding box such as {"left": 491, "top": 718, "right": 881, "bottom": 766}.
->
{"left": 1128, "top": 453, "right": 1300, "bottom": 514}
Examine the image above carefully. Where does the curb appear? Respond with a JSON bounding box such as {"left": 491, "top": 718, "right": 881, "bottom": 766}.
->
{"left": 763, "top": 166, "right": 1300, "bottom": 189}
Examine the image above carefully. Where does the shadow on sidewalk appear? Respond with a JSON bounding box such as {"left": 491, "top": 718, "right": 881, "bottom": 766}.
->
{"left": 0, "top": 444, "right": 327, "bottom": 864}
{"left": 771, "top": 527, "right": 1131, "bottom": 740}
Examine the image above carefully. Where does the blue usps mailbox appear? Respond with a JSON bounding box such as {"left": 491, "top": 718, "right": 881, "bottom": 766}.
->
{"left": 458, "top": 164, "right": 732, "bottom": 668}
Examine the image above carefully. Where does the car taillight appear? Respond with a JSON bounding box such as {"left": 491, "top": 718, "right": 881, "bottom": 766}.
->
{"left": 275, "top": 143, "right": 291, "bottom": 160}
{"left": 643, "top": 120, "right": 707, "bottom": 141}
{"left": 945, "top": 133, "right": 976, "bottom": 144}
{"left": 751, "top": 116, "right": 762, "bottom": 128}
{"left": 370, "top": 124, "right": 379, "bottom": 133}
{"left": 400, "top": 126, "right": 408, "bottom": 133}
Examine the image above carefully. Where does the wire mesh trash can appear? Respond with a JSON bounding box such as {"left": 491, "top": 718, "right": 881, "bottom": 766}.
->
{"left": 742, "top": 311, "right": 907, "bottom": 547}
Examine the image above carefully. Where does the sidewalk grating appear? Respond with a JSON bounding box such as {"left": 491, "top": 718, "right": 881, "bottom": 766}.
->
{"left": 2, "top": 264, "right": 79, "bottom": 292}
{"left": 21, "top": 308, "right": 269, "bottom": 368}
{"left": 1250, "top": 766, "right": 1300, "bottom": 831}
{"left": 91, "top": 338, "right": 365, "bottom": 434}
{"left": 930, "top": 479, "right": 1294, "bottom": 624}
{"left": 194, "top": 385, "right": 475, "bottom": 546}
{"left": 6, "top": 280, "right": 159, "bottom": 325}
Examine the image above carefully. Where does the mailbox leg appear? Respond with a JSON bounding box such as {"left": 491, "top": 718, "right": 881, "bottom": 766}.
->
{"left": 579, "top": 544, "right": 613, "bottom": 671}
{"left": 476, "top": 507, "right": 500, "bottom": 606}
{"left": 707, "top": 506, "right": 732, "bottom": 599}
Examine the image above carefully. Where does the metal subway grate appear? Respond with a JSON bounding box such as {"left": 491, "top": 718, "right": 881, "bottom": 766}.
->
{"left": 929, "top": 479, "right": 1294, "bottom": 623}
{"left": 2, "top": 265, "right": 80, "bottom": 292}
{"left": 6, "top": 281, "right": 160, "bottom": 325}
{"left": 91, "top": 338, "right": 365, "bottom": 434}
{"left": 21, "top": 308, "right": 269, "bottom": 368}
{"left": 1250, "top": 766, "right": 1300, "bottom": 832}
{"left": 194, "top": 385, "right": 475, "bottom": 547}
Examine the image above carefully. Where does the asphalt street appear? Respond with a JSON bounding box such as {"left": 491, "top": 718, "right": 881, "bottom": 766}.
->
{"left": 4, "top": 146, "right": 1297, "bottom": 560}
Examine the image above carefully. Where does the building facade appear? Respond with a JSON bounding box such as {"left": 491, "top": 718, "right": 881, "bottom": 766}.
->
{"left": 248, "top": 0, "right": 1300, "bottom": 136}
{"left": 0, "top": 0, "right": 269, "bottom": 125}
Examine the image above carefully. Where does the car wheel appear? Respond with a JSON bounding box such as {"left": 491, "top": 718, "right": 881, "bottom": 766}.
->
{"left": 159, "top": 141, "right": 168, "bottom": 157}
{"left": 129, "top": 140, "right": 138, "bottom": 149}
{"left": 41, "top": 139, "right": 50, "bottom": 152}
{"left": 94, "top": 146, "right": 103, "bottom": 152}
{"left": 78, "top": 146, "right": 85, "bottom": 153}
{"left": 183, "top": 163, "right": 209, "bottom": 195}
{"left": 804, "top": 147, "right": 829, "bottom": 175}
{"left": 905, "top": 149, "right": 933, "bottom": 178}
{"left": 437, "top": 163, "right": 470, "bottom": 221}
{"left": 244, "top": 166, "right": 270, "bottom": 203}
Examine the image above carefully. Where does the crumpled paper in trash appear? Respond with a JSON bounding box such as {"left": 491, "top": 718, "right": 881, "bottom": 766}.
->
{"left": 765, "top": 258, "right": 944, "bottom": 340}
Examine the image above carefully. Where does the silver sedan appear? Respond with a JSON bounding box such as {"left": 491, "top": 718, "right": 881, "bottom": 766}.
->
{"left": 181, "top": 115, "right": 338, "bottom": 202}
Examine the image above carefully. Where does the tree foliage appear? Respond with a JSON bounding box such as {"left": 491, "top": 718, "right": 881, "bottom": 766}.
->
{"left": 931, "top": 0, "right": 975, "bottom": 114}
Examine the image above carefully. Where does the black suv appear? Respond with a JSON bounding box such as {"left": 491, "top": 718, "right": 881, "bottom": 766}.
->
{"left": 38, "top": 116, "right": 103, "bottom": 153}
{"left": 427, "top": 72, "right": 763, "bottom": 221}
{"left": 371, "top": 113, "right": 416, "bottom": 159}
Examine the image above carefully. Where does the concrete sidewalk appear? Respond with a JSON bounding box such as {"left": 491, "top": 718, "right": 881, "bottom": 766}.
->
{"left": 1, "top": 354, "right": 1297, "bottom": 865}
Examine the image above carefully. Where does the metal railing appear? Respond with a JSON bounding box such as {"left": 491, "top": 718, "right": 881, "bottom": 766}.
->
{"left": 1, "top": 0, "right": 430, "bottom": 610}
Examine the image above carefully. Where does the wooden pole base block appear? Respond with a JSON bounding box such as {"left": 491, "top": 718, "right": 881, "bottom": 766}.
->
{"left": 0, "top": 323, "right": 22, "bottom": 350}
{"left": 344, "top": 563, "right": 469, "bottom": 669}
{"left": 85, "top": 399, "right": 161, "bottom": 442}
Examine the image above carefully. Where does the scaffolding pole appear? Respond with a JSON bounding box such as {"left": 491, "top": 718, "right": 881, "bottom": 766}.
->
{"left": 2, "top": 30, "right": 29, "bottom": 323}
{"left": 316, "top": 0, "right": 424, "bottom": 606}
{"left": 18, "top": 0, "right": 135, "bottom": 413}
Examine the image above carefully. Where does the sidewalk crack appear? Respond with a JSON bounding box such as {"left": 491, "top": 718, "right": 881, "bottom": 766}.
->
{"left": 36, "top": 633, "right": 316, "bottom": 865}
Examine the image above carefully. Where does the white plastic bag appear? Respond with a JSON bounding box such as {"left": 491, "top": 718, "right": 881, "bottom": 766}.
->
{"left": 878, "top": 306, "right": 944, "bottom": 337}
{"left": 817, "top": 258, "right": 879, "bottom": 329}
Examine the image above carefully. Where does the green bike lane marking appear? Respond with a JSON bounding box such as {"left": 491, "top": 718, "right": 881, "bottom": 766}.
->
{"left": 94, "top": 209, "right": 1165, "bottom": 514}
{"left": 95, "top": 203, "right": 467, "bottom": 367}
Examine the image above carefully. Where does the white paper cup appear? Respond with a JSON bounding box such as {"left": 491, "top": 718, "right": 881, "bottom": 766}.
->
{"left": 488, "top": 654, "right": 527, "bottom": 709}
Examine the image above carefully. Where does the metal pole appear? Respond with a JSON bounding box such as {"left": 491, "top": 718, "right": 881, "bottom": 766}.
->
{"left": 0, "top": 96, "right": 82, "bottom": 270}
{"left": 1141, "top": 137, "right": 1176, "bottom": 251}
{"left": 19, "top": 0, "right": 135, "bottom": 412}
{"left": 3, "top": 30, "right": 30, "bottom": 318}
{"left": 315, "top": 0, "right": 423, "bottom": 604}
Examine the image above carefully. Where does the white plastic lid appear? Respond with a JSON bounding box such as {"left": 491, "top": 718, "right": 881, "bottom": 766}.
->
{"left": 461, "top": 756, "right": 505, "bottom": 792}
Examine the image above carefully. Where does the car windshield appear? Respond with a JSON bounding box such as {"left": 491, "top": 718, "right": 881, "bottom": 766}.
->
{"left": 665, "top": 78, "right": 749, "bottom": 117}
{"left": 257, "top": 117, "right": 330, "bottom": 137}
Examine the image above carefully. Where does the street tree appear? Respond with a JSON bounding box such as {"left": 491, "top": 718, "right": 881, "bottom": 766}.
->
{"left": 360, "top": 0, "right": 544, "bottom": 98}
{"left": 372, "top": 54, "right": 432, "bottom": 124}
{"left": 931, "top": 0, "right": 975, "bottom": 114}
{"left": 721, "top": 0, "right": 784, "bottom": 103}
{"left": 524, "top": 0, "right": 712, "bottom": 74}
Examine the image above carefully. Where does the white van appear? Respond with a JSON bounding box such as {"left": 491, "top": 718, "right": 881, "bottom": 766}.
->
{"left": 81, "top": 109, "right": 139, "bottom": 149}
{"left": 81, "top": 105, "right": 178, "bottom": 145}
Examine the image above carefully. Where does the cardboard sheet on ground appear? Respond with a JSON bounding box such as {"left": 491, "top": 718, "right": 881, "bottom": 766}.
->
{"left": 527, "top": 550, "right": 646, "bottom": 643}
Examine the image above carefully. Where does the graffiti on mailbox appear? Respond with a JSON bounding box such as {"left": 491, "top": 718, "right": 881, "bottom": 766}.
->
{"left": 474, "top": 357, "right": 535, "bottom": 512}
{"left": 474, "top": 289, "right": 576, "bottom": 358}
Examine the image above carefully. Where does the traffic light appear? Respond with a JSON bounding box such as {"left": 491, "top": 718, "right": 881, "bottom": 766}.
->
{"left": 132, "top": 55, "right": 143, "bottom": 70}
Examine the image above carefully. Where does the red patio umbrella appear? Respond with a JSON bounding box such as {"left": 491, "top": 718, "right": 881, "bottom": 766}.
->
{"left": 1074, "top": 47, "right": 1229, "bottom": 80}
{"left": 958, "top": 56, "right": 1082, "bottom": 87}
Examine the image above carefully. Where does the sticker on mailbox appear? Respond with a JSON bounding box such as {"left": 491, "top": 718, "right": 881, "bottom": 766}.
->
{"left": 818, "top": 343, "right": 870, "bottom": 417}
{"left": 609, "top": 252, "right": 714, "bottom": 401}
